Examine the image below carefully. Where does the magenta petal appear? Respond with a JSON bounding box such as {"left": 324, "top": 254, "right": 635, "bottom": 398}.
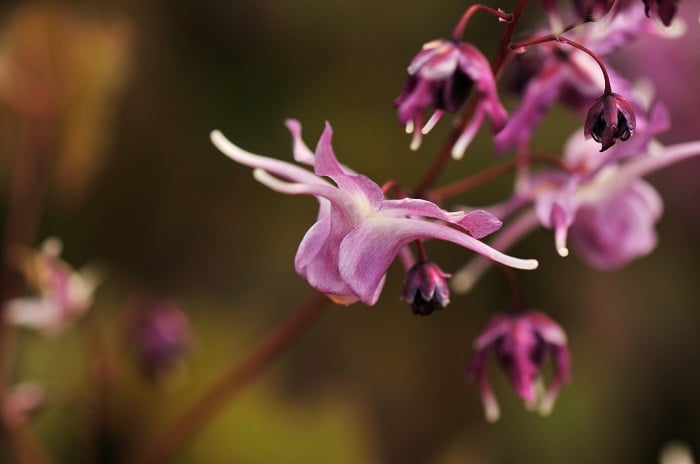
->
{"left": 284, "top": 119, "right": 316, "bottom": 165}
{"left": 456, "top": 210, "right": 503, "bottom": 239}
{"left": 296, "top": 205, "right": 358, "bottom": 304}
{"left": 314, "top": 124, "right": 384, "bottom": 210}
{"left": 339, "top": 217, "right": 537, "bottom": 305}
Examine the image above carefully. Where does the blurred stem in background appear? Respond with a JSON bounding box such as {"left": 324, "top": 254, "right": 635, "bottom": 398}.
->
{"left": 132, "top": 291, "right": 330, "bottom": 464}
{"left": 0, "top": 62, "right": 56, "bottom": 464}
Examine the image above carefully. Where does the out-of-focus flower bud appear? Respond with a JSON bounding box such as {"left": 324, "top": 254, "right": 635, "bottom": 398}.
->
{"left": 466, "top": 310, "right": 571, "bottom": 422}
{"left": 127, "top": 299, "right": 191, "bottom": 383}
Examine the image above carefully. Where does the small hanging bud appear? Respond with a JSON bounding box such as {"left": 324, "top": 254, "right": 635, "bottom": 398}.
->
{"left": 126, "top": 299, "right": 191, "bottom": 383}
{"left": 584, "top": 93, "right": 636, "bottom": 152}
{"left": 401, "top": 262, "right": 451, "bottom": 316}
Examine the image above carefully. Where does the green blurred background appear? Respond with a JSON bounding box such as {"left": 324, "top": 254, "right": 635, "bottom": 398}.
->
{"left": 0, "top": 0, "right": 699, "bottom": 462}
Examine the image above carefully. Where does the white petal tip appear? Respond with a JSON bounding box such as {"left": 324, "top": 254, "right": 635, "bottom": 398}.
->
{"left": 538, "top": 398, "right": 555, "bottom": 417}
{"left": 485, "top": 403, "right": 500, "bottom": 423}
{"left": 557, "top": 247, "right": 569, "bottom": 257}
{"left": 451, "top": 145, "right": 466, "bottom": 160}
{"left": 405, "top": 120, "right": 414, "bottom": 134}
{"left": 520, "top": 259, "right": 539, "bottom": 270}
{"left": 450, "top": 273, "right": 475, "bottom": 294}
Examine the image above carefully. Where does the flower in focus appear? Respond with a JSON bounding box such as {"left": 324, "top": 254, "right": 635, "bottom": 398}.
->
{"left": 4, "top": 238, "right": 99, "bottom": 335}
{"left": 394, "top": 39, "right": 507, "bottom": 159}
{"left": 466, "top": 310, "right": 571, "bottom": 422}
{"left": 211, "top": 121, "right": 537, "bottom": 306}
{"left": 584, "top": 93, "right": 636, "bottom": 151}
{"left": 126, "top": 298, "right": 191, "bottom": 382}
{"left": 401, "top": 261, "right": 451, "bottom": 316}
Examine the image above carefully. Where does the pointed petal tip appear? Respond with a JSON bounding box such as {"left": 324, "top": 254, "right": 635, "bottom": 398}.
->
{"left": 284, "top": 118, "right": 301, "bottom": 131}
{"left": 210, "top": 130, "right": 242, "bottom": 161}
{"left": 484, "top": 399, "right": 501, "bottom": 423}
{"left": 518, "top": 259, "right": 539, "bottom": 270}
{"left": 451, "top": 143, "right": 466, "bottom": 160}
{"left": 538, "top": 395, "right": 556, "bottom": 417}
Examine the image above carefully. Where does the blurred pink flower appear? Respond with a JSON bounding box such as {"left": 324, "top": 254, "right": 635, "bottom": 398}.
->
{"left": 467, "top": 310, "right": 571, "bottom": 422}
{"left": 4, "top": 238, "right": 99, "bottom": 334}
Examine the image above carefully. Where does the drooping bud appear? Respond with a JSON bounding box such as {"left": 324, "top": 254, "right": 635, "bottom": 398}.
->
{"left": 466, "top": 310, "right": 571, "bottom": 422}
{"left": 401, "top": 261, "right": 451, "bottom": 316}
{"left": 126, "top": 299, "right": 191, "bottom": 383}
{"left": 584, "top": 93, "right": 636, "bottom": 152}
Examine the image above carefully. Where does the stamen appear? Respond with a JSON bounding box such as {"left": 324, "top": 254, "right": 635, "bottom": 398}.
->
{"left": 410, "top": 127, "right": 423, "bottom": 151}
{"left": 421, "top": 110, "right": 444, "bottom": 134}
{"left": 405, "top": 120, "right": 414, "bottom": 135}
{"left": 483, "top": 393, "right": 501, "bottom": 423}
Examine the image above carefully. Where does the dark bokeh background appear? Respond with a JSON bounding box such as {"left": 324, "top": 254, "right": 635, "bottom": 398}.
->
{"left": 1, "top": 1, "right": 699, "bottom": 463}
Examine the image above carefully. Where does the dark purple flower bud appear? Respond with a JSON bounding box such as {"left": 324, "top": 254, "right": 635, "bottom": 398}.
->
{"left": 466, "top": 310, "right": 571, "bottom": 422}
{"left": 642, "top": 0, "right": 680, "bottom": 26}
{"left": 573, "top": 0, "right": 616, "bottom": 21}
{"left": 127, "top": 299, "right": 191, "bottom": 382}
{"left": 401, "top": 261, "right": 450, "bottom": 316}
{"left": 584, "top": 93, "right": 636, "bottom": 152}
{"left": 394, "top": 39, "right": 507, "bottom": 156}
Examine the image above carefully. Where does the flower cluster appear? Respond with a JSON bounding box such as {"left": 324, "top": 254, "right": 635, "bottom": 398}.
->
{"left": 213, "top": 0, "right": 697, "bottom": 422}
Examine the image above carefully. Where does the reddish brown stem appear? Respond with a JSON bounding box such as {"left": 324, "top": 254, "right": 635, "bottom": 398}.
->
{"left": 131, "top": 292, "right": 331, "bottom": 464}
{"left": 512, "top": 34, "right": 612, "bottom": 94}
{"left": 0, "top": 114, "right": 55, "bottom": 464}
{"left": 430, "top": 154, "right": 563, "bottom": 202}
{"left": 452, "top": 4, "right": 513, "bottom": 40}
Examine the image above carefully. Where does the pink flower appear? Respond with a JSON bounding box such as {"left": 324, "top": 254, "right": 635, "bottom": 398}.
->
{"left": 394, "top": 39, "right": 507, "bottom": 159}
{"left": 467, "top": 310, "right": 571, "bottom": 422}
{"left": 4, "top": 238, "right": 99, "bottom": 335}
{"left": 211, "top": 121, "right": 538, "bottom": 306}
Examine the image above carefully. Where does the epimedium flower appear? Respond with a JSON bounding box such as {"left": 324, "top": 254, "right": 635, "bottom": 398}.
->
{"left": 4, "top": 238, "right": 99, "bottom": 335}
{"left": 394, "top": 39, "right": 507, "bottom": 159}
{"left": 452, "top": 114, "right": 691, "bottom": 292}
{"left": 584, "top": 92, "right": 636, "bottom": 152}
{"left": 466, "top": 310, "right": 571, "bottom": 422}
{"left": 401, "top": 261, "right": 451, "bottom": 316}
{"left": 211, "top": 120, "right": 538, "bottom": 306}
